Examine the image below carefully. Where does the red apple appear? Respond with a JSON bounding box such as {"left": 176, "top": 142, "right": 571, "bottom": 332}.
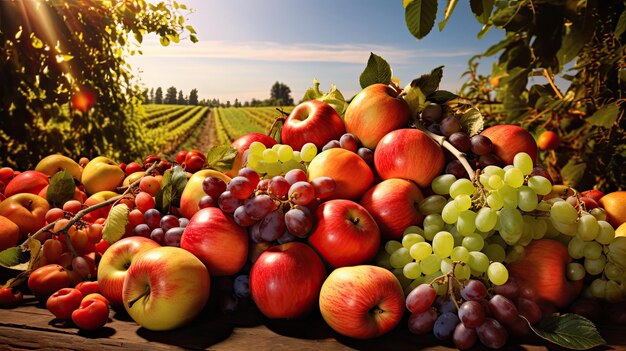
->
{"left": 480, "top": 124, "right": 537, "bottom": 165}
{"left": 344, "top": 84, "right": 410, "bottom": 149}
{"left": 82, "top": 190, "right": 121, "bottom": 223}
{"left": 0, "top": 193, "right": 50, "bottom": 240}
{"left": 319, "top": 265, "right": 405, "bottom": 339}
{"left": 181, "top": 207, "right": 248, "bottom": 276}
{"left": 599, "top": 191, "right": 626, "bottom": 228}
{"left": 123, "top": 246, "right": 210, "bottom": 331}
{"left": 71, "top": 88, "right": 96, "bottom": 113}
{"left": 281, "top": 100, "right": 345, "bottom": 151}
{"left": 374, "top": 129, "right": 445, "bottom": 188}
{"left": 250, "top": 242, "right": 326, "bottom": 319}
{"left": 507, "top": 239, "right": 583, "bottom": 309}
{"left": 307, "top": 148, "right": 373, "bottom": 201}
{"left": 97, "top": 236, "right": 160, "bottom": 307}
{"left": 226, "top": 132, "right": 277, "bottom": 177}
{"left": 360, "top": 178, "right": 424, "bottom": 240}
{"left": 3, "top": 170, "right": 49, "bottom": 197}
{"left": 0, "top": 215, "right": 20, "bottom": 251}
{"left": 536, "top": 130, "right": 560, "bottom": 150}
{"left": 581, "top": 189, "right": 604, "bottom": 203}
{"left": 308, "top": 200, "right": 380, "bottom": 268}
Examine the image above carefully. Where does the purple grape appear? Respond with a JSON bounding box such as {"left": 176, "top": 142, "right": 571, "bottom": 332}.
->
{"left": 284, "top": 207, "right": 313, "bottom": 238}
{"left": 461, "top": 279, "right": 488, "bottom": 301}
{"left": 446, "top": 160, "right": 469, "bottom": 179}
{"left": 269, "top": 176, "right": 290, "bottom": 199}
{"left": 505, "top": 316, "right": 530, "bottom": 339}
{"left": 517, "top": 298, "right": 541, "bottom": 325}
{"left": 238, "top": 167, "right": 260, "bottom": 188}
{"left": 322, "top": 140, "right": 341, "bottom": 151}
{"left": 244, "top": 194, "right": 276, "bottom": 220}
{"left": 311, "top": 176, "right": 336, "bottom": 200}
{"left": 470, "top": 135, "right": 493, "bottom": 155}
{"left": 277, "top": 230, "right": 298, "bottom": 244}
{"left": 218, "top": 191, "right": 243, "bottom": 213}
{"left": 202, "top": 176, "right": 227, "bottom": 198}
{"left": 453, "top": 323, "right": 478, "bottom": 350}
{"left": 433, "top": 312, "right": 460, "bottom": 341}
{"left": 234, "top": 205, "right": 257, "bottom": 227}
{"left": 178, "top": 217, "right": 189, "bottom": 228}
{"left": 259, "top": 210, "right": 285, "bottom": 242}
{"left": 164, "top": 227, "right": 184, "bottom": 247}
{"left": 144, "top": 208, "right": 162, "bottom": 229}
{"left": 487, "top": 295, "right": 519, "bottom": 325}
{"left": 448, "top": 132, "right": 471, "bottom": 153}
{"left": 133, "top": 223, "right": 151, "bottom": 237}
{"left": 407, "top": 308, "right": 438, "bottom": 335}
{"left": 421, "top": 104, "right": 443, "bottom": 123}
{"left": 233, "top": 274, "right": 250, "bottom": 298}
{"left": 150, "top": 227, "right": 164, "bottom": 244}
{"left": 476, "top": 318, "right": 508, "bottom": 349}
{"left": 227, "top": 176, "right": 254, "bottom": 199}
{"left": 405, "top": 284, "right": 437, "bottom": 314}
{"left": 284, "top": 169, "right": 307, "bottom": 185}
{"left": 493, "top": 278, "right": 520, "bottom": 301}
{"left": 440, "top": 116, "right": 462, "bottom": 137}
{"left": 478, "top": 153, "right": 504, "bottom": 168}
{"left": 435, "top": 296, "right": 457, "bottom": 314}
{"left": 458, "top": 300, "right": 486, "bottom": 328}
{"left": 198, "top": 195, "right": 217, "bottom": 209}
{"left": 357, "top": 147, "right": 374, "bottom": 165}
{"left": 288, "top": 181, "right": 315, "bottom": 205}
{"left": 339, "top": 133, "right": 359, "bottom": 152}
{"left": 160, "top": 214, "right": 179, "bottom": 232}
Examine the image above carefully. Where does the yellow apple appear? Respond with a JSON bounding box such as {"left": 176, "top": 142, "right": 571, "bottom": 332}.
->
{"left": 35, "top": 154, "right": 83, "bottom": 182}
{"left": 0, "top": 193, "right": 50, "bottom": 240}
{"left": 123, "top": 171, "right": 145, "bottom": 187}
{"left": 179, "top": 169, "right": 231, "bottom": 219}
{"left": 81, "top": 156, "right": 125, "bottom": 195}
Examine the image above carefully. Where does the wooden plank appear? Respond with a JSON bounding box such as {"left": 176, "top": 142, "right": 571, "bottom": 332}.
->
{"left": 0, "top": 298, "right": 624, "bottom": 350}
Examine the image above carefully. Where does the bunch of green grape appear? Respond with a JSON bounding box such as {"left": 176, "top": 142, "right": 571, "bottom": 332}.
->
{"left": 245, "top": 142, "right": 317, "bottom": 178}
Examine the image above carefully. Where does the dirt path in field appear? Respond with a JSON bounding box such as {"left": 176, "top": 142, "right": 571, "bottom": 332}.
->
{"left": 193, "top": 108, "right": 218, "bottom": 152}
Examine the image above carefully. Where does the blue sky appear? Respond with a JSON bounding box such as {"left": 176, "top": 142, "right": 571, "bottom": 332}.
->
{"left": 128, "top": 1, "right": 504, "bottom": 103}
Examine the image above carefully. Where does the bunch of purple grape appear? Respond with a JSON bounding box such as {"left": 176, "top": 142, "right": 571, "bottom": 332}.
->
{"left": 420, "top": 104, "right": 504, "bottom": 178}
{"left": 200, "top": 167, "right": 335, "bottom": 243}
{"left": 405, "top": 279, "right": 543, "bottom": 349}
{"left": 137, "top": 210, "right": 189, "bottom": 247}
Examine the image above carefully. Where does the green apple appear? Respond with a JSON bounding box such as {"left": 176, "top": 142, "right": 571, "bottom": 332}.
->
{"left": 81, "top": 156, "right": 125, "bottom": 195}
{"left": 35, "top": 154, "right": 83, "bottom": 182}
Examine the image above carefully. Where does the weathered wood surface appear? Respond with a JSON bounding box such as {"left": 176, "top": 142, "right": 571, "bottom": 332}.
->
{"left": 0, "top": 296, "right": 624, "bottom": 350}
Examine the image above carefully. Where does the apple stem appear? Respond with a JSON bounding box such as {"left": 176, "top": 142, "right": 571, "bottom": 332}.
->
{"left": 418, "top": 126, "right": 476, "bottom": 180}
{"left": 127, "top": 287, "right": 150, "bottom": 309}
{"left": 26, "top": 200, "right": 33, "bottom": 211}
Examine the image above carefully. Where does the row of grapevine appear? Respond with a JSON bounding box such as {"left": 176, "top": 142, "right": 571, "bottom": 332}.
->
{"left": 141, "top": 104, "right": 210, "bottom": 154}
{"left": 142, "top": 105, "right": 196, "bottom": 127}
{"left": 212, "top": 107, "right": 293, "bottom": 145}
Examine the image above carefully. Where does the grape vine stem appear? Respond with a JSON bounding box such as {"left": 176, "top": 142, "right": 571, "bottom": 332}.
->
{"left": 417, "top": 125, "right": 476, "bottom": 180}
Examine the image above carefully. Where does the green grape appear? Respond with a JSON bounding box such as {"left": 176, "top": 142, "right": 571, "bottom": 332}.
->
{"left": 385, "top": 240, "right": 403, "bottom": 254}
{"left": 255, "top": 160, "right": 268, "bottom": 174}
{"left": 420, "top": 254, "right": 442, "bottom": 275}
{"left": 404, "top": 225, "right": 425, "bottom": 236}
{"left": 468, "top": 251, "right": 489, "bottom": 273}
{"left": 433, "top": 231, "right": 454, "bottom": 258}
{"left": 604, "top": 262, "right": 625, "bottom": 282}
{"left": 513, "top": 152, "right": 533, "bottom": 175}
{"left": 440, "top": 258, "right": 453, "bottom": 274}
{"left": 454, "top": 264, "right": 471, "bottom": 280}
{"left": 483, "top": 243, "right": 506, "bottom": 262}
{"left": 605, "top": 280, "right": 623, "bottom": 302}
{"left": 577, "top": 214, "right": 600, "bottom": 241}
{"left": 550, "top": 201, "right": 578, "bottom": 225}
{"left": 419, "top": 195, "right": 448, "bottom": 215}
{"left": 265, "top": 162, "right": 282, "bottom": 177}
{"left": 527, "top": 176, "right": 552, "bottom": 196}
{"left": 277, "top": 144, "right": 293, "bottom": 162}
{"left": 479, "top": 174, "right": 492, "bottom": 190}
{"left": 488, "top": 174, "right": 504, "bottom": 190}
{"left": 475, "top": 207, "right": 497, "bottom": 232}
{"left": 402, "top": 233, "right": 425, "bottom": 249}
{"left": 500, "top": 228, "right": 522, "bottom": 245}
{"left": 374, "top": 250, "right": 392, "bottom": 270}
{"left": 543, "top": 217, "right": 561, "bottom": 238}
{"left": 423, "top": 214, "right": 445, "bottom": 231}
{"left": 423, "top": 225, "right": 440, "bottom": 241}
{"left": 410, "top": 242, "right": 432, "bottom": 261}
{"left": 462, "top": 233, "right": 484, "bottom": 252}
{"left": 442, "top": 201, "right": 461, "bottom": 224}
{"left": 457, "top": 210, "right": 478, "bottom": 236}
{"left": 584, "top": 241, "right": 603, "bottom": 259}
{"left": 483, "top": 165, "right": 505, "bottom": 178}
{"left": 431, "top": 174, "right": 457, "bottom": 195}
{"left": 536, "top": 200, "right": 552, "bottom": 212}
{"left": 271, "top": 144, "right": 281, "bottom": 151}
{"left": 517, "top": 223, "right": 534, "bottom": 247}
{"left": 504, "top": 245, "right": 525, "bottom": 263}
{"left": 487, "top": 262, "right": 509, "bottom": 285}
{"left": 392, "top": 268, "right": 412, "bottom": 289}
{"left": 532, "top": 218, "right": 548, "bottom": 240}
{"left": 292, "top": 150, "right": 302, "bottom": 162}
{"left": 584, "top": 255, "right": 606, "bottom": 275}
{"left": 300, "top": 143, "right": 317, "bottom": 162}
{"left": 499, "top": 207, "right": 523, "bottom": 238}
{"left": 389, "top": 248, "right": 412, "bottom": 268}
{"left": 504, "top": 168, "right": 524, "bottom": 188}
{"left": 263, "top": 149, "right": 279, "bottom": 163}
{"left": 249, "top": 141, "right": 266, "bottom": 156}
{"left": 247, "top": 153, "right": 262, "bottom": 168}
{"left": 566, "top": 262, "right": 586, "bottom": 281}
{"left": 403, "top": 262, "right": 422, "bottom": 279}
{"left": 487, "top": 191, "right": 504, "bottom": 210}
{"left": 454, "top": 194, "right": 472, "bottom": 211}
{"left": 487, "top": 235, "right": 507, "bottom": 248}
{"left": 451, "top": 246, "right": 470, "bottom": 262}
{"left": 499, "top": 185, "right": 519, "bottom": 208}
{"left": 517, "top": 186, "right": 538, "bottom": 212}
{"left": 590, "top": 278, "right": 607, "bottom": 298}
{"left": 552, "top": 218, "right": 578, "bottom": 236}
{"left": 449, "top": 178, "right": 475, "bottom": 199}
{"left": 567, "top": 236, "right": 585, "bottom": 259}
{"left": 595, "top": 220, "right": 615, "bottom": 245}
{"left": 590, "top": 207, "right": 607, "bottom": 222}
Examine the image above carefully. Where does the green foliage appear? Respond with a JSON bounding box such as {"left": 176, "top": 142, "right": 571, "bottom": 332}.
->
{"left": 405, "top": 0, "right": 626, "bottom": 192}
{"left": 0, "top": 0, "right": 196, "bottom": 169}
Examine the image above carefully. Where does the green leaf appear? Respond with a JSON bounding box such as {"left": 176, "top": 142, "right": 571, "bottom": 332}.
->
{"left": 186, "top": 25, "right": 197, "bottom": 35}
{"left": 426, "top": 90, "right": 458, "bottom": 105}
{"left": 134, "top": 31, "right": 143, "bottom": 44}
{"left": 561, "top": 159, "right": 586, "bottom": 188}
{"left": 359, "top": 53, "right": 392, "bottom": 89}
{"left": 405, "top": 0, "right": 438, "bottom": 40}
{"left": 206, "top": 146, "right": 238, "bottom": 172}
{"left": 470, "top": 0, "right": 494, "bottom": 25}
{"left": 438, "top": 0, "right": 458, "bottom": 31}
{"left": 409, "top": 66, "right": 444, "bottom": 96}
{"left": 46, "top": 170, "right": 75, "bottom": 207}
{"left": 459, "top": 106, "right": 484, "bottom": 136}
{"left": 160, "top": 36, "right": 170, "bottom": 46}
{"left": 483, "top": 36, "right": 516, "bottom": 57}
{"left": 529, "top": 314, "right": 606, "bottom": 350}
{"left": 615, "top": 9, "right": 626, "bottom": 38}
{"left": 587, "top": 102, "right": 620, "bottom": 128}
{"left": 477, "top": 24, "right": 492, "bottom": 39}
{"left": 102, "top": 204, "right": 130, "bottom": 244}
{"left": 302, "top": 78, "right": 325, "bottom": 101}
{"left": 491, "top": 5, "right": 517, "bottom": 28}
{"left": 302, "top": 79, "right": 348, "bottom": 117}
{"left": 0, "top": 247, "right": 29, "bottom": 270}
{"left": 402, "top": 85, "right": 427, "bottom": 119}
{"left": 155, "top": 166, "right": 188, "bottom": 213}
{"left": 557, "top": 8, "right": 595, "bottom": 68}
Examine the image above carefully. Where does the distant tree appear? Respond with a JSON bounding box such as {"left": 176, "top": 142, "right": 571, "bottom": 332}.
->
{"left": 149, "top": 88, "right": 154, "bottom": 104}
{"left": 142, "top": 89, "right": 149, "bottom": 102}
{"left": 165, "top": 86, "right": 177, "bottom": 104}
{"left": 188, "top": 88, "right": 199, "bottom": 105}
{"left": 270, "top": 82, "right": 293, "bottom": 106}
{"left": 234, "top": 98, "right": 241, "bottom": 107}
{"left": 155, "top": 87, "right": 163, "bottom": 104}
{"left": 244, "top": 101, "right": 250, "bottom": 107}
{"left": 177, "top": 90, "right": 186, "bottom": 105}
{"left": 226, "top": 100, "right": 231, "bottom": 108}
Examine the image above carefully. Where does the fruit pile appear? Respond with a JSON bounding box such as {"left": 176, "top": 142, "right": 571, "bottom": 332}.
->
{"left": 0, "top": 71, "right": 625, "bottom": 350}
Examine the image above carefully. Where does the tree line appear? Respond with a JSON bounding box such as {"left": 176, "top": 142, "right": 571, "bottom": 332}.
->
{"left": 144, "top": 81, "right": 294, "bottom": 107}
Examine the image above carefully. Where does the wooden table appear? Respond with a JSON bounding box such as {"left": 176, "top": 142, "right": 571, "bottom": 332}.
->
{"left": 1, "top": 295, "right": 625, "bottom": 350}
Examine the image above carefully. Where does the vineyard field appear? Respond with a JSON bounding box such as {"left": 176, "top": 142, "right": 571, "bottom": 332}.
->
{"left": 212, "top": 106, "right": 293, "bottom": 145}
